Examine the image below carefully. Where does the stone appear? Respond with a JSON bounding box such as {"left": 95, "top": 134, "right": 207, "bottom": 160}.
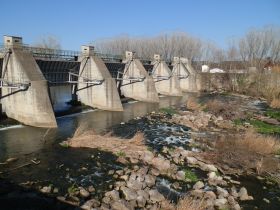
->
{"left": 121, "top": 187, "right": 137, "bottom": 201}
{"left": 193, "top": 181, "right": 204, "bottom": 190}
{"left": 137, "top": 167, "right": 149, "bottom": 176}
{"left": 176, "top": 171, "right": 185, "bottom": 181}
{"left": 148, "top": 189, "right": 165, "bottom": 203}
{"left": 230, "top": 187, "right": 239, "bottom": 198}
{"left": 172, "top": 182, "right": 181, "bottom": 190}
{"left": 120, "top": 175, "right": 129, "bottom": 181}
{"left": 100, "top": 204, "right": 110, "bottom": 210}
{"left": 53, "top": 188, "right": 59, "bottom": 193}
{"left": 40, "top": 186, "right": 52, "bottom": 194}
{"left": 137, "top": 190, "right": 149, "bottom": 200}
{"left": 208, "top": 172, "right": 217, "bottom": 179}
{"left": 144, "top": 174, "right": 156, "bottom": 187}
{"left": 115, "top": 170, "right": 124, "bottom": 176}
{"left": 136, "top": 195, "right": 147, "bottom": 207}
{"left": 105, "top": 190, "right": 120, "bottom": 201}
{"left": 232, "top": 203, "right": 241, "bottom": 210}
{"left": 191, "top": 189, "right": 204, "bottom": 198}
{"left": 102, "top": 196, "right": 111, "bottom": 204}
{"left": 203, "top": 164, "right": 217, "bottom": 172}
{"left": 150, "top": 168, "right": 160, "bottom": 176}
{"left": 88, "top": 185, "right": 95, "bottom": 193}
{"left": 263, "top": 198, "right": 270, "bottom": 203}
{"left": 151, "top": 157, "right": 171, "bottom": 172}
{"left": 214, "top": 198, "right": 228, "bottom": 208}
{"left": 141, "top": 151, "right": 154, "bottom": 163}
{"left": 217, "top": 186, "right": 229, "bottom": 198}
{"left": 204, "top": 191, "right": 216, "bottom": 200}
{"left": 180, "top": 150, "right": 191, "bottom": 158}
{"left": 81, "top": 198, "right": 100, "bottom": 209}
{"left": 186, "top": 157, "right": 198, "bottom": 165}
{"left": 79, "top": 187, "right": 90, "bottom": 198}
{"left": 230, "top": 180, "right": 241, "bottom": 185}
{"left": 108, "top": 170, "right": 115, "bottom": 175}
{"left": 111, "top": 200, "right": 131, "bottom": 210}
{"left": 238, "top": 187, "right": 253, "bottom": 201}
{"left": 127, "top": 179, "right": 143, "bottom": 191}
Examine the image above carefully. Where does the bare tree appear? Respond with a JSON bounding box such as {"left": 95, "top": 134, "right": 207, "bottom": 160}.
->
{"left": 34, "top": 35, "right": 61, "bottom": 49}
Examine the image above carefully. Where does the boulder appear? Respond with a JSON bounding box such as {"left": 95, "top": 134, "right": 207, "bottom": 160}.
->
{"left": 217, "top": 186, "right": 229, "bottom": 198}
{"left": 186, "top": 157, "right": 198, "bottom": 165}
{"left": 121, "top": 187, "right": 137, "bottom": 201}
{"left": 193, "top": 181, "right": 204, "bottom": 190}
{"left": 191, "top": 189, "right": 204, "bottom": 198}
{"left": 151, "top": 157, "right": 171, "bottom": 172}
{"left": 141, "top": 151, "right": 154, "bottom": 163}
{"left": 176, "top": 171, "right": 185, "bottom": 181}
{"left": 80, "top": 198, "right": 100, "bottom": 209}
{"left": 149, "top": 189, "right": 165, "bottom": 203}
{"left": 79, "top": 187, "right": 90, "bottom": 198}
{"left": 105, "top": 190, "right": 120, "bottom": 201}
{"left": 238, "top": 187, "right": 253, "bottom": 201}
{"left": 136, "top": 195, "right": 147, "bottom": 207}
{"left": 214, "top": 198, "right": 228, "bottom": 208}
{"left": 127, "top": 178, "right": 143, "bottom": 191}
{"left": 40, "top": 186, "right": 52, "bottom": 194}
{"left": 144, "top": 174, "right": 156, "bottom": 187}
{"left": 111, "top": 199, "right": 131, "bottom": 210}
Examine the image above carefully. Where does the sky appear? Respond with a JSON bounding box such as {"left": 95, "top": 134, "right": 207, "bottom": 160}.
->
{"left": 0, "top": 0, "right": 279, "bottom": 50}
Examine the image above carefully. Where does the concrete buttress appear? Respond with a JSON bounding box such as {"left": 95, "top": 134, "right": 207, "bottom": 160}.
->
{"left": 77, "top": 46, "right": 123, "bottom": 111}
{"left": 1, "top": 36, "right": 57, "bottom": 127}
{"left": 120, "top": 51, "right": 159, "bottom": 103}
{"left": 151, "top": 54, "right": 182, "bottom": 96}
{"left": 172, "top": 57, "right": 198, "bottom": 92}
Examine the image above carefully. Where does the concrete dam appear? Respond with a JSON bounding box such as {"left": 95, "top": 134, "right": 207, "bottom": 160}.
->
{"left": 0, "top": 36, "right": 200, "bottom": 128}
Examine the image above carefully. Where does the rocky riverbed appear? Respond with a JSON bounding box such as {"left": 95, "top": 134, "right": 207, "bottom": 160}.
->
{"left": 0, "top": 93, "right": 280, "bottom": 210}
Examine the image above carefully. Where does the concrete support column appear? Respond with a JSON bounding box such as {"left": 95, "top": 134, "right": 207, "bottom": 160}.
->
{"left": 77, "top": 46, "right": 123, "bottom": 111}
{"left": 151, "top": 54, "right": 182, "bottom": 96}
{"left": 1, "top": 36, "right": 57, "bottom": 127}
{"left": 120, "top": 51, "right": 159, "bottom": 103}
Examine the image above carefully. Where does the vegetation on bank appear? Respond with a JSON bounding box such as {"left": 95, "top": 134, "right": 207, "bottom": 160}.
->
{"left": 234, "top": 118, "right": 280, "bottom": 135}
{"left": 183, "top": 169, "right": 199, "bottom": 182}
{"left": 265, "top": 110, "right": 280, "bottom": 121}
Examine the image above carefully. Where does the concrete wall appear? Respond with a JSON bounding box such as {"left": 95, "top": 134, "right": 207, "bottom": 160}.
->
{"left": 1, "top": 47, "right": 57, "bottom": 127}
{"left": 121, "top": 53, "right": 159, "bottom": 103}
{"left": 77, "top": 49, "right": 123, "bottom": 111}
{"left": 151, "top": 57, "right": 182, "bottom": 96}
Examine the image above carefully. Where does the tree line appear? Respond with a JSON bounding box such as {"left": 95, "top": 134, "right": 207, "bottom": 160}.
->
{"left": 93, "top": 26, "right": 280, "bottom": 70}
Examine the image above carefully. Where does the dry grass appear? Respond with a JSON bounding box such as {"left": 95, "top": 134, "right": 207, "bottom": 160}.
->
{"left": 186, "top": 97, "right": 204, "bottom": 111}
{"left": 205, "top": 99, "right": 240, "bottom": 120}
{"left": 176, "top": 196, "right": 206, "bottom": 210}
{"left": 236, "top": 129, "right": 280, "bottom": 155}
{"left": 67, "top": 126, "right": 146, "bottom": 157}
{"left": 205, "top": 130, "right": 280, "bottom": 175}
{"left": 272, "top": 66, "right": 280, "bottom": 73}
{"left": 270, "top": 98, "right": 280, "bottom": 109}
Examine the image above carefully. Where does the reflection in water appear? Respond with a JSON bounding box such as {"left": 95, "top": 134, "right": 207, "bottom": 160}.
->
{"left": 0, "top": 86, "right": 192, "bottom": 160}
